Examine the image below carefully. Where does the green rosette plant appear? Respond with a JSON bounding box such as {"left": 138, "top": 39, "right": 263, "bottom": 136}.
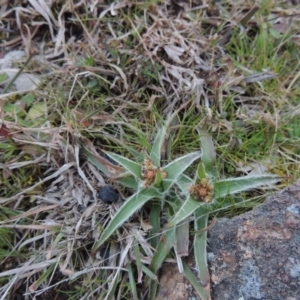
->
{"left": 83, "top": 113, "right": 280, "bottom": 300}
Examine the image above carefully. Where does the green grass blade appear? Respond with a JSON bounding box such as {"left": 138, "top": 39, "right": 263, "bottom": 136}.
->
{"left": 149, "top": 280, "right": 158, "bottom": 300}
{"left": 150, "top": 124, "right": 167, "bottom": 167}
{"left": 154, "top": 168, "right": 165, "bottom": 188}
{"left": 150, "top": 112, "right": 178, "bottom": 166}
{"left": 196, "top": 127, "right": 216, "bottom": 177}
{"left": 105, "top": 151, "right": 142, "bottom": 178}
{"left": 81, "top": 147, "right": 120, "bottom": 177}
{"left": 182, "top": 261, "right": 210, "bottom": 300}
{"left": 164, "top": 151, "right": 202, "bottom": 181}
{"left": 149, "top": 202, "right": 161, "bottom": 248}
{"left": 166, "top": 196, "right": 200, "bottom": 229}
{"left": 3, "top": 54, "right": 35, "bottom": 93}
{"left": 107, "top": 272, "right": 121, "bottom": 300}
{"left": 146, "top": 226, "right": 175, "bottom": 295}
{"left": 214, "top": 174, "right": 280, "bottom": 198}
{"left": 149, "top": 227, "right": 175, "bottom": 273}
{"left": 128, "top": 264, "right": 138, "bottom": 300}
{"left": 29, "top": 263, "right": 56, "bottom": 291}
{"left": 141, "top": 264, "right": 157, "bottom": 281}
{"left": 134, "top": 242, "right": 142, "bottom": 283}
{"left": 196, "top": 161, "right": 207, "bottom": 180}
{"left": 92, "top": 188, "right": 160, "bottom": 251}
{"left": 81, "top": 149, "right": 138, "bottom": 188}
{"left": 163, "top": 151, "right": 202, "bottom": 190}
{"left": 94, "top": 133, "right": 141, "bottom": 158}
{"left": 194, "top": 206, "right": 210, "bottom": 290}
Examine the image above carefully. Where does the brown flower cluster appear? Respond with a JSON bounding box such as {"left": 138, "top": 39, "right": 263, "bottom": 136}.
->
{"left": 189, "top": 178, "right": 214, "bottom": 203}
{"left": 141, "top": 159, "right": 167, "bottom": 187}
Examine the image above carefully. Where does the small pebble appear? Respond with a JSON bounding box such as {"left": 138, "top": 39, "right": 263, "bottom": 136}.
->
{"left": 98, "top": 185, "right": 119, "bottom": 204}
{"left": 78, "top": 205, "right": 87, "bottom": 213}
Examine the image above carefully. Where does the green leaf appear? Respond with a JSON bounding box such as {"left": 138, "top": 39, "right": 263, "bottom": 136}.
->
{"left": 105, "top": 151, "right": 142, "bottom": 179}
{"left": 176, "top": 174, "right": 193, "bottom": 194}
{"left": 197, "top": 127, "right": 216, "bottom": 177}
{"left": 30, "top": 263, "right": 56, "bottom": 290}
{"left": 149, "top": 280, "right": 158, "bottom": 300}
{"left": 81, "top": 147, "right": 119, "bottom": 177}
{"left": 128, "top": 264, "right": 138, "bottom": 300}
{"left": 163, "top": 151, "right": 202, "bottom": 190}
{"left": 83, "top": 147, "right": 139, "bottom": 189}
{"left": 214, "top": 174, "right": 280, "bottom": 198}
{"left": 194, "top": 206, "right": 210, "bottom": 288}
{"left": 26, "top": 102, "right": 46, "bottom": 120}
{"left": 149, "top": 227, "right": 175, "bottom": 273}
{"left": 150, "top": 112, "right": 178, "bottom": 166}
{"left": 141, "top": 264, "right": 157, "bottom": 281}
{"left": 154, "top": 168, "right": 165, "bottom": 188}
{"left": 167, "top": 196, "right": 201, "bottom": 228}
{"left": 149, "top": 203, "right": 161, "bottom": 248}
{"left": 146, "top": 226, "right": 175, "bottom": 291}
{"left": 196, "top": 161, "right": 207, "bottom": 180}
{"left": 21, "top": 93, "right": 35, "bottom": 106}
{"left": 116, "top": 175, "right": 139, "bottom": 189}
{"left": 0, "top": 73, "right": 9, "bottom": 84}
{"left": 92, "top": 188, "right": 160, "bottom": 250}
{"left": 150, "top": 123, "right": 167, "bottom": 166}
{"left": 0, "top": 142, "right": 16, "bottom": 151}
{"left": 183, "top": 261, "right": 210, "bottom": 300}
{"left": 4, "top": 102, "right": 25, "bottom": 116}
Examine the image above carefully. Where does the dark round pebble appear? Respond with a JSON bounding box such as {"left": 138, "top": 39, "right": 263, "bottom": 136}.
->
{"left": 78, "top": 205, "right": 87, "bottom": 213}
{"left": 98, "top": 185, "right": 119, "bottom": 204}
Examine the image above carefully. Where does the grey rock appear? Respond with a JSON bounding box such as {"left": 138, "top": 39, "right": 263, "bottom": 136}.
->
{"left": 208, "top": 179, "right": 300, "bottom": 300}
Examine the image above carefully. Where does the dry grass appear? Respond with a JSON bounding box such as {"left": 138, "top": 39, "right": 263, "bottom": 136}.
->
{"left": 1, "top": 0, "right": 300, "bottom": 299}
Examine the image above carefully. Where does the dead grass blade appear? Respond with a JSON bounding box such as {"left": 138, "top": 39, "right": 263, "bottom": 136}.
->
{"left": 0, "top": 162, "right": 74, "bottom": 203}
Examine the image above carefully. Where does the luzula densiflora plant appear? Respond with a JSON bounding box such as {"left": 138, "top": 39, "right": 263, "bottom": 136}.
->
{"left": 83, "top": 112, "right": 280, "bottom": 300}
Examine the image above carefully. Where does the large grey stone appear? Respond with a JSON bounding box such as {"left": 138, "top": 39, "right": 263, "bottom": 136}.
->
{"left": 208, "top": 180, "right": 300, "bottom": 300}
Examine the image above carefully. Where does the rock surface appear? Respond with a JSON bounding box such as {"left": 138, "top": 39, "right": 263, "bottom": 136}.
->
{"left": 208, "top": 180, "right": 300, "bottom": 300}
